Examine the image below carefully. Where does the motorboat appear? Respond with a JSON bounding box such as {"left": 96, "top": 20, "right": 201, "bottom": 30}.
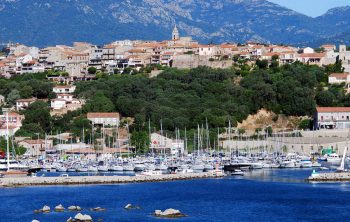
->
{"left": 123, "top": 165, "right": 135, "bottom": 171}
{"left": 88, "top": 165, "right": 98, "bottom": 172}
{"left": 204, "top": 164, "right": 214, "bottom": 171}
{"left": 250, "top": 162, "right": 263, "bottom": 169}
{"left": 109, "top": 165, "right": 123, "bottom": 171}
{"left": 231, "top": 169, "right": 244, "bottom": 176}
{"left": 326, "top": 153, "right": 341, "bottom": 164}
{"left": 134, "top": 164, "right": 146, "bottom": 171}
{"left": 140, "top": 170, "right": 162, "bottom": 176}
{"left": 76, "top": 166, "right": 88, "bottom": 172}
{"left": 300, "top": 160, "right": 313, "bottom": 168}
{"left": 0, "top": 159, "right": 29, "bottom": 171}
{"left": 56, "top": 166, "right": 67, "bottom": 172}
{"left": 97, "top": 165, "right": 109, "bottom": 172}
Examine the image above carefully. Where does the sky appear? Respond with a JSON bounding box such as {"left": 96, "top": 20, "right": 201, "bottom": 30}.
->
{"left": 268, "top": 0, "right": 350, "bottom": 17}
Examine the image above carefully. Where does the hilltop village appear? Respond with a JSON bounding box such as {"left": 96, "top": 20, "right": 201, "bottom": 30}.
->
{"left": 0, "top": 26, "right": 350, "bottom": 157}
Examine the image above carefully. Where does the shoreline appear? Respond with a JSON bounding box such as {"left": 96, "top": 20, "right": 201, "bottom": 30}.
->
{"left": 0, "top": 173, "right": 223, "bottom": 188}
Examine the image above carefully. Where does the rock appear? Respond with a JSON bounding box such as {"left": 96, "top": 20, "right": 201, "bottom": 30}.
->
{"left": 42, "top": 205, "right": 50, "bottom": 213}
{"left": 68, "top": 206, "right": 77, "bottom": 211}
{"left": 124, "top": 204, "right": 140, "bottom": 210}
{"left": 91, "top": 207, "right": 106, "bottom": 211}
{"left": 55, "top": 204, "right": 65, "bottom": 212}
{"left": 154, "top": 208, "right": 186, "bottom": 218}
{"left": 75, "top": 213, "right": 93, "bottom": 222}
{"left": 66, "top": 217, "right": 73, "bottom": 222}
{"left": 68, "top": 205, "right": 82, "bottom": 211}
{"left": 124, "top": 204, "right": 133, "bottom": 209}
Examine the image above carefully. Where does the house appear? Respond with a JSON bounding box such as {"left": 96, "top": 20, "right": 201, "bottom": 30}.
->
{"left": 150, "top": 133, "right": 184, "bottom": 156}
{"left": 18, "top": 139, "right": 54, "bottom": 157}
{"left": 53, "top": 85, "right": 76, "bottom": 94}
{"left": 0, "top": 95, "right": 5, "bottom": 106}
{"left": 0, "top": 112, "right": 25, "bottom": 137}
{"left": 87, "top": 112, "right": 120, "bottom": 126}
{"left": 16, "top": 98, "right": 37, "bottom": 111}
{"left": 314, "top": 107, "right": 350, "bottom": 129}
{"left": 51, "top": 98, "right": 67, "bottom": 110}
{"left": 296, "top": 53, "right": 326, "bottom": 66}
{"left": 328, "top": 73, "right": 350, "bottom": 84}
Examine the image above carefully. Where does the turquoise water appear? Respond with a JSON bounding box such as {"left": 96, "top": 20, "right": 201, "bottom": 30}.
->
{"left": 1, "top": 169, "right": 350, "bottom": 222}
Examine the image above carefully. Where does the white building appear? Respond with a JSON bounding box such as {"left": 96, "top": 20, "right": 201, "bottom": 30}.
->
{"left": 87, "top": 112, "right": 120, "bottom": 126}
{"left": 16, "top": 98, "right": 37, "bottom": 111}
{"left": 314, "top": 107, "right": 350, "bottom": 129}
{"left": 328, "top": 73, "right": 350, "bottom": 84}
{"left": 53, "top": 85, "right": 76, "bottom": 94}
{"left": 150, "top": 133, "right": 184, "bottom": 156}
{"left": 0, "top": 112, "right": 25, "bottom": 137}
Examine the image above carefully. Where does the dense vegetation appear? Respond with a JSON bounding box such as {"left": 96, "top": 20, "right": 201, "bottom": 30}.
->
{"left": 0, "top": 61, "right": 347, "bottom": 153}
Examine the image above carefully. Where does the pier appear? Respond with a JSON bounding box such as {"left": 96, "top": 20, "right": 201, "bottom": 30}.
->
{"left": 0, "top": 173, "right": 223, "bottom": 187}
{"left": 308, "top": 172, "right": 350, "bottom": 182}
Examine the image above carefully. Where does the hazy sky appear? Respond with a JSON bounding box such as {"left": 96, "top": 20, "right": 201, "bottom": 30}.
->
{"left": 268, "top": 0, "right": 350, "bottom": 17}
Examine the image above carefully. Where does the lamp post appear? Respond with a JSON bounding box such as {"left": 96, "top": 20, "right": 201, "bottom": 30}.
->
{"left": 2, "top": 108, "right": 10, "bottom": 171}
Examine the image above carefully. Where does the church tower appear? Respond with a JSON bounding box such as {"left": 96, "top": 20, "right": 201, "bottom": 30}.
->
{"left": 172, "top": 24, "right": 179, "bottom": 40}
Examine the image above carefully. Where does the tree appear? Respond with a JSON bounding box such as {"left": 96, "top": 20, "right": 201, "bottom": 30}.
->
{"left": 15, "top": 123, "right": 45, "bottom": 138}
{"left": 88, "top": 67, "right": 97, "bottom": 75}
{"left": 256, "top": 59, "right": 268, "bottom": 69}
{"left": 19, "top": 85, "right": 33, "bottom": 98}
{"left": 131, "top": 131, "right": 150, "bottom": 154}
{"left": 84, "top": 91, "right": 114, "bottom": 112}
{"left": 316, "top": 91, "right": 335, "bottom": 107}
{"left": 23, "top": 101, "right": 52, "bottom": 132}
{"left": 7, "top": 89, "right": 20, "bottom": 105}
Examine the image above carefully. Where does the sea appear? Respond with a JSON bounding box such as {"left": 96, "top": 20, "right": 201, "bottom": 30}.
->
{"left": 1, "top": 169, "right": 350, "bottom": 222}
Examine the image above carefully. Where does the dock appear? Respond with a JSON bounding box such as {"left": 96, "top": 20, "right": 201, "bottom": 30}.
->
{"left": 307, "top": 172, "right": 350, "bottom": 182}
{"left": 0, "top": 173, "right": 223, "bottom": 187}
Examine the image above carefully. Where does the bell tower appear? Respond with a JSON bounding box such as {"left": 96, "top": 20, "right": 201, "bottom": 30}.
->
{"left": 172, "top": 24, "right": 179, "bottom": 40}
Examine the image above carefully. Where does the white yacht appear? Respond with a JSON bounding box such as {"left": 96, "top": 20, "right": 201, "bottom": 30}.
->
{"left": 140, "top": 170, "right": 163, "bottom": 176}
{"left": 0, "top": 159, "right": 29, "bottom": 171}
{"left": 109, "top": 165, "right": 123, "bottom": 171}
{"left": 326, "top": 153, "right": 341, "bottom": 164}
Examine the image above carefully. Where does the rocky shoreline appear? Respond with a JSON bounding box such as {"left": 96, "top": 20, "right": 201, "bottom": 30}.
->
{"left": 0, "top": 173, "right": 223, "bottom": 188}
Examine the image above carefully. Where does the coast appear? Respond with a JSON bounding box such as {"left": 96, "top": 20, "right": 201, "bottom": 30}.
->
{"left": 0, "top": 172, "right": 223, "bottom": 188}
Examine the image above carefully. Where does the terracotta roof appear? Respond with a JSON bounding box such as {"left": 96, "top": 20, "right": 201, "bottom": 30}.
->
{"left": 53, "top": 85, "right": 74, "bottom": 89}
{"left": 316, "top": 107, "right": 350, "bottom": 113}
{"left": 262, "top": 52, "right": 280, "bottom": 57}
{"left": 20, "top": 140, "right": 46, "bottom": 145}
{"left": 16, "top": 98, "right": 37, "bottom": 103}
{"left": 298, "top": 53, "right": 326, "bottom": 58}
{"left": 87, "top": 112, "right": 120, "bottom": 119}
{"left": 65, "top": 148, "right": 95, "bottom": 154}
{"left": 329, "top": 73, "right": 349, "bottom": 78}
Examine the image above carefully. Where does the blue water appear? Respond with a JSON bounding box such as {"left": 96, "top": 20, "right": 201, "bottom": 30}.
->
{"left": 1, "top": 169, "right": 350, "bottom": 222}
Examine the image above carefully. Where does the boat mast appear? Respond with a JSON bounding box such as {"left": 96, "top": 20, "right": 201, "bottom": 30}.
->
{"left": 4, "top": 108, "right": 10, "bottom": 171}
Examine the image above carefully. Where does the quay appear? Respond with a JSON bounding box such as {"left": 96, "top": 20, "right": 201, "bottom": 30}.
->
{"left": 307, "top": 172, "right": 350, "bottom": 182}
{"left": 0, "top": 173, "right": 223, "bottom": 187}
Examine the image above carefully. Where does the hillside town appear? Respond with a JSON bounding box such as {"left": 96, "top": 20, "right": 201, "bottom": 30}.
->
{"left": 0, "top": 25, "right": 349, "bottom": 79}
{"left": 0, "top": 26, "right": 350, "bottom": 159}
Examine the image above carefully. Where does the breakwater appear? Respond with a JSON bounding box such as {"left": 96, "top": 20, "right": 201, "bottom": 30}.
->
{"left": 308, "top": 172, "right": 350, "bottom": 182}
{"left": 0, "top": 173, "right": 223, "bottom": 187}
